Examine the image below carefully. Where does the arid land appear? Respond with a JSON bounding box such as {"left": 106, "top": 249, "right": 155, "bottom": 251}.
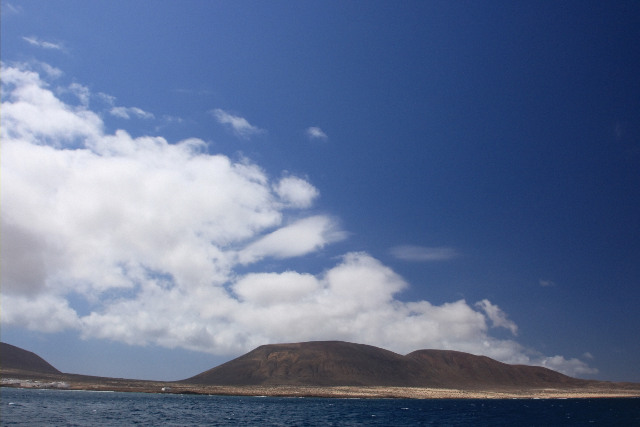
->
{"left": 3, "top": 368, "right": 640, "bottom": 399}
{"left": 2, "top": 341, "right": 639, "bottom": 399}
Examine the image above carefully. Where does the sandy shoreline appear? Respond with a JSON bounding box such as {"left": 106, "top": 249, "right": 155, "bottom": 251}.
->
{"left": 2, "top": 371, "right": 639, "bottom": 399}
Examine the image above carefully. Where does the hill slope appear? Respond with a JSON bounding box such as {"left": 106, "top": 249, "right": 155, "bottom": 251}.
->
{"left": 184, "top": 341, "right": 586, "bottom": 388}
{"left": 1, "top": 342, "right": 61, "bottom": 375}
{"left": 406, "top": 349, "right": 581, "bottom": 388}
{"left": 186, "top": 341, "right": 415, "bottom": 386}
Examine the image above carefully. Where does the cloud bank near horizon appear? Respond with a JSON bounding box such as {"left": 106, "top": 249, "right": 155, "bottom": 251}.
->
{"left": 0, "top": 62, "right": 596, "bottom": 377}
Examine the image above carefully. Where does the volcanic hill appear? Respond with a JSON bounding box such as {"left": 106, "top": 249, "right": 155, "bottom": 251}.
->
{"left": 5, "top": 340, "right": 640, "bottom": 399}
{"left": 1, "top": 342, "right": 61, "bottom": 375}
{"left": 184, "top": 341, "right": 587, "bottom": 388}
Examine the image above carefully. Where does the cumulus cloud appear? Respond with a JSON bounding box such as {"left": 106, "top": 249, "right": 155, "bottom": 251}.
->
{"left": 390, "top": 245, "right": 458, "bottom": 262}
{"left": 0, "top": 62, "right": 596, "bottom": 378}
{"left": 540, "top": 355, "right": 598, "bottom": 376}
{"left": 306, "top": 126, "right": 327, "bottom": 140}
{"left": 274, "top": 175, "right": 319, "bottom": 208}
{"left": 23, "top": 36, "right": 65, "bottom": 51}
{"left": 233, "top": 271, "right": 320, "bottom": 306}
{"left": 212, "top": 108, "right": 263, "bottom": 138}
{"left": 110, "top": 106, "right": 155, "bottom": 120}
{"left": 1, "top": 294, "right": 80, "bottom": 333}
{"left": 1, "top": 65, "right": 102, "bottom": 144}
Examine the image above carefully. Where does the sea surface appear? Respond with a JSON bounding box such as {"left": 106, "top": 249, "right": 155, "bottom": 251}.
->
{"left": 2, "top": 387, "right": 639, "bottom": 426}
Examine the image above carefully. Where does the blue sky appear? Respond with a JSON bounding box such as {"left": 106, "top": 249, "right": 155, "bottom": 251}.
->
{"left": 2, "top": 0, "right": 639, "bottom": 382}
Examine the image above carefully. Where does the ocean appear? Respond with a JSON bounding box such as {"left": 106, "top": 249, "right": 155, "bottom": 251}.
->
{"left": 2, "top": 387, "right": 639, "bottom": 426}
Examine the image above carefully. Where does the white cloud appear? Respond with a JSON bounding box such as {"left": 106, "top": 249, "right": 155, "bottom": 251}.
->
{"left": 23, "top": 36, "right": 65, "bottom": 51}
{"left": 110, "top": 106, "right": 155, "bottom": 120}
{"left": 97, "top": 92, "right": 117, "bottom": 106}
{"left": 212, "top": 108, "right": 263, "bottom": 138}
{"left": 539, "top": 279, "right": 556, "bottom": 287}
{"left": 306, "top": 126, "right": 327, "bottom": 140}
{"left": 0, "top": 62, "right": 596, "bottom": 379}
{"left": 233, "top": 271, "right": 320, "bottom": 306}
{"left": 475, "top": 299, "right": 518, "bottom": 336}
{"left": 68, "top": 83, "right": 91, "bottom": 107}
{"left": 238, "top": 216, "right": 346, "bottom": 264}
{"left": 1, "top": 294, "right": 81, "bottom": 333}
{"left": 92, "top": 92, "right": 154, "bottom": 120}
{"left": 274, "top": 175, "right": 319, "bottom": 208}
{"left": 540, "top": 355, "right": 598, "bottom": 376}
{"left": 0, "top": 65, "right": 102, "bottom": 144}
{"left": 390, "top": 245, "right": 458, "bottom": 262}
{"left": 32, "top": 61, "right": 64, "bottom": 79}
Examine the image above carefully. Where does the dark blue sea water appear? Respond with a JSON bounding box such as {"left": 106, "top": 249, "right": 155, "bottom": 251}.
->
{"left": 2, "top": 387, "right": 639, "bottom": 426}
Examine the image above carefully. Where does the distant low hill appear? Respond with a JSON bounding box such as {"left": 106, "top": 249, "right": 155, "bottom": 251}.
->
{"left": 1, "top": 342, "right": 61, "bottom": 375}
{"left": 184, "top": 341, "right": 587, "bottom": 388}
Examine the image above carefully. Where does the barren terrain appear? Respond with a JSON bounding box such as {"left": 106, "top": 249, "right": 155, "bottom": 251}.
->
{"left": 2, "top": 341, "right": 639, "bottom": 399}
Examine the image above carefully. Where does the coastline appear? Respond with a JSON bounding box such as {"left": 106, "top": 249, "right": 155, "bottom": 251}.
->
{"left": 2, "top": 370, "right": 639, "bottom": 399}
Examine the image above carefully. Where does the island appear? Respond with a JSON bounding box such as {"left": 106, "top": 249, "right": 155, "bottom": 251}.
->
{"left": 2, "top": 341, "right": 639, "bottom": 399}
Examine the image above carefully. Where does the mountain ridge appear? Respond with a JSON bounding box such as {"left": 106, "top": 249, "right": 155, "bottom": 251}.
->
{"left": 184, "top": 341, "right": 587, "bottom": 388}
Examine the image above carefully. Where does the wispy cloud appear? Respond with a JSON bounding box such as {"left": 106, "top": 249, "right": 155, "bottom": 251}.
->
{"left": 96, "top": 93, "right": 155, "bottom": 120}
{"left": 475, "top": 299, "right": 518, "bottom": 336}
{"left": 68, "top": 83, "right": 91, "bottom": 107}
{"left": 23, "top": 36, "right": 65, "bottom": 51}
{"left": 212, "top": 108, "right": 264, "bottom": 138}
{"left": 390, "top": 245, "right": 458, "bottom": 262}
{"left": 306, "top": 126, "right": 328, "bottom": 140}
{"left": 97, "top": 92, "right": 117, "bottom": 106}
{"left": 110, "top": 106, "right": 155, "bottom": 120}
{"left": 30, "top": 61, "right": 63, "bottom": 79}
{"left": 0, "top": 62, "right": 597, "bottom": 378}
{"left": 237, "top": 216, "right": 346, "bottom": 264}
{"left": 4, "top": 3, "right": 23, "bottom": 15}
{"left": 539, "top": 279, "right": 556, "bottom": 287}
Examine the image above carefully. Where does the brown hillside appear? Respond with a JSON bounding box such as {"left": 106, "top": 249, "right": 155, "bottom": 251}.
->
{"left": 184, "top": 341, "right": 588, "bottom": 388}
{"left": 407, "top": 349, "right": 581, "bottom": 388}
{"left": 1, "top": 342, "right": 61, "bottom": 375}
{"left": 186, "top": 341, "right": 415, "bottom": 386}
